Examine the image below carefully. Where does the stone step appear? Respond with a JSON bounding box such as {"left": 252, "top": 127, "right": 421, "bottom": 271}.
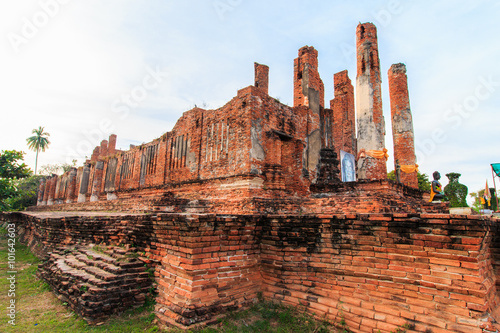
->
{"left": 66, "top": 252, "right": 148, "bottom": 281}
{"left": 79, "top": 248, "right": 117, "bottom": 265}
{"left": 54, "top": 258, "right": 110, "bottom": 287}
{"left": 73, "top": 254, "right": 122, "bottom": 274}
{"left": 38, "top": 244, "right": 154, "bottom": 325}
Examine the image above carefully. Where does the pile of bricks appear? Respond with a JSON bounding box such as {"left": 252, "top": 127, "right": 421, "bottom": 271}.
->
{"left": 37, "top": 244, "right": 152, "bottom": 324}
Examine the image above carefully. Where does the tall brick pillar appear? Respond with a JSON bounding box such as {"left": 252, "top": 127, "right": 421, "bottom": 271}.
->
{"left": 330, "top": 70, "right": 356, "bottom": 156}
{"left": 294, "top": 46, "right": 324, "bottom": 110}
{"left": 90, "top": 161, "right": 104, "bottom": 202}
{"left": 42, "top": 176, "right": 50, "bottom": 205}
{"left": 78, "top": 164, "right": 91, "bottom": 203}
{"left": 90, "top": 147, "right": 99, "bottom": 162}
{"left": 37, "top": 178, "right": 46, "bottom": 206}
{"left": 47, "top": 174, "right": 58, "bottom": 205}
{"left": 66, "top": 168, "right": 78, "bottom": 203}
{"left": 54, "top": 176, "right": 61, "bottom": 204}
{"left": 254, "top": 62, "right": 269, "bottom": 94}
{"left": 108, "top": 134, "right": 117, "bottom": 155}
{"left": 294, "top": 46, "right": 325, "bottom": 181}
{"left": 100, "top": 140, "right": 108, "bottom": 157}
{"left": 388, "top": 63, "right": 418, "bottom": 188}
{"left": 356, "top": 22, "right": 387, "bottom": 180}
{"left": 74, "top": 167, "right": 83, "bottom": 200}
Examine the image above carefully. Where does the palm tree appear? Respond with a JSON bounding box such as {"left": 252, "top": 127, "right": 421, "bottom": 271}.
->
{"left": 26, "top": 126, "right": 50, "bottom": 175}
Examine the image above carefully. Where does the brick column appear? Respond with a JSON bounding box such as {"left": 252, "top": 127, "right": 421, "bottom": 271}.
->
{"left": 293, "top": 46, "right": 324, "bottom": 181}
{"left": 330, "top": 70, "right": 356, "bottom": 156}
{"left": 356, "top": 22, "right": 387, "bottom": 180}
{"left": 74, "top": 167, "right": 83, "bottom": 200}
{"left": 294, "top": 46, "right": 324, "bottom": 110}
{"left": 37, "top": 178, "right": 46, "bottom": 206}
{"left": 90, "top": 147, "right": 100, "bottom": 162}
{"left": 54, "top": 176, "right": 62, "bottom": 204}
{"left": 47, "top": 174, "right": 58, "bottom": 205}
{"left": 90, "top": 161, "right": 104, "bottom": 202}
{"left": 78, "top": 164, "right": 91, "bottom": 203}
{"left": 42, "top": 175, "right": 51, "bottom": 205}
{"left": 254, "top": 62, "right": 269, "bottom": 94}
{"left": 100, "top": 140, "right": 108, "bottom": 158}
{"left": 66, "top": 168, "right": 78, "bottom": 203}
{"left": 108, "top": 134, "right": 117, "bottom": 155}
{"left": 388, "top": 63, "right": 418, "bottom": 188}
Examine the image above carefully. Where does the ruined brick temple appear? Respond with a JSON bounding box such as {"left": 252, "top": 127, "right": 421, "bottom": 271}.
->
{"left": 4, "top": 23, "right": 500, "bottom": 332}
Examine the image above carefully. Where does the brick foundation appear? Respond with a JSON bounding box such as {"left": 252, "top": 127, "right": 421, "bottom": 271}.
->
{"left": 3, "top": 211, "right": 500, "bottom": 332}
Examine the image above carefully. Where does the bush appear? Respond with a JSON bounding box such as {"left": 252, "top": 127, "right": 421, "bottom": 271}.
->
{"left": 4, "top": 175, "right": 43, "bottom": 211}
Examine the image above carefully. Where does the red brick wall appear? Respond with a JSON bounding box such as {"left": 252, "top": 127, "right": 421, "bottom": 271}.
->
{"left": 261, "top": 213, "right": 500, "bottom": 333}
{"left": 356, "top": 23, "right": 381, "bottom": 124}
{"left": 33, "top": 179, "right": 445, "bottom": 217}
{"left": 48, "top": 174, "right": 57, "bottom": 204}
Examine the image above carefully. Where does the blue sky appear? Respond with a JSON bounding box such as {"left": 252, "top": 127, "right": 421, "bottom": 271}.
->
{"left": 1, "top": 0, "right": 499, "bottom": 197}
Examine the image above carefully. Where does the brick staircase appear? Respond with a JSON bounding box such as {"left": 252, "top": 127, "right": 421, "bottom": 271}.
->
{"left": 37, "top": 245, "right": 153, "bottom": 324}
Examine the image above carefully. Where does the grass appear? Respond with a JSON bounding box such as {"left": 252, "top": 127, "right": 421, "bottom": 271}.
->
{"left": 191, "top": 301, "right": 336, "bottom": 333}
{"left": 0, "top": 225, "right": 337, "bottom": 332}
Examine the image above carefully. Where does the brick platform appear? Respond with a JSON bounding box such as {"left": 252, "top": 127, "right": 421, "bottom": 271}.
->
{"left": 3, "top": 210, "right": 500, "bottom": 332}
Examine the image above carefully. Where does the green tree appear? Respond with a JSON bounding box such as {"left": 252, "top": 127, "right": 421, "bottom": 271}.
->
{"left": 0, "top": 150, "right": 32, "bottom": 211}
{"left": 26, "top": 126, "right": 50, "bottom": 175}
{"left": 444, "top": 172, "right": 468, "bottom": 208}
{"left": 417, "top": 172, "right": 431, "bottom": 192}
{"left": 470, "top": 189, "right": 486, "bottom": 212}
{"left": 470, "top": 188, "right": 498, "bottom": 212}
{"left": 387, "top": 170, "right": 431, "bottom": 192}
{"left": 39, "top": 160, "right": 77, "bottom": 176}
{"left": 5, "top": 175, "right": 44, "bottom": 211}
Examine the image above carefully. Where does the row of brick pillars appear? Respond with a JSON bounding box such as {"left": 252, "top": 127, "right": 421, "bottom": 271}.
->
{"left": 37, "top": 169, "right": 79, "bottom": 206}
{"left": 37, "top": 134, "right": 117, "bottom": 206}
